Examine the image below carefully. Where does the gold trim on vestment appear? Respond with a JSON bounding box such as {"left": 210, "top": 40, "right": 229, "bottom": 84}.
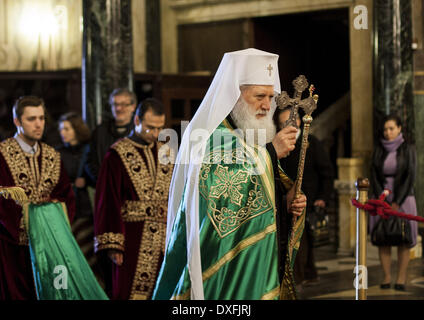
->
{"left": 0, "top": 138, "right": 61, "bottom": 245}
{"left": 125, "top": 138, "right": 154, "bottom": 150}
{"left": 199, "top": 121, "right": 275, "bottom": 239}
{"left": 278, "top": 167, "right": 294, "bottom": 191}
{"left": 112, "top": 138, "right": 173, "bottom": 203}
{"left": 94, "top": 232, "right": 125, "bottom": 252}
{"left": 171, "top": 289, "right": 191, "bottom": 300}
{"left": 129, "top": 220, "right": 166, "bottom": 300}
{"left": 0, "top": 138, "right": 61, "bottom": 203}
{"left": 222, "top": 119, "right": 275, "bottom": 206}
{"left": 171, "top": 223, "right": 277, "bottom": 300}
{"left": 280, "top": 255, "right": 297, "bottom": 300}
{"left": 291, "top": 212, "right": 305, "bottom": 251}
{"left": 261, "top": 286, "right": 281, "bottom": 300}
{"left": 202, "top": 223, "right": 276, "bottom": 282}
{"left": 124, "top": 138, "right": 156, "bottom": 179}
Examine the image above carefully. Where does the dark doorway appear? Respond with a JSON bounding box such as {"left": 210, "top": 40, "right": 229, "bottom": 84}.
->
{"left": 252, "top": 9, "right": 350, "bottom": 120}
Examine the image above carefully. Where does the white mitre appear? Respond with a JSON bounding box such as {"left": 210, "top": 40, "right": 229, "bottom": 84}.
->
{"left": 165, "top": 48, "right": 281, "bottom": 300}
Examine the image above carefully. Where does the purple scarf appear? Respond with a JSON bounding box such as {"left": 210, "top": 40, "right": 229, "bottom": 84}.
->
{"left": 380, "top": 132, "right": 404, "bottom": 152}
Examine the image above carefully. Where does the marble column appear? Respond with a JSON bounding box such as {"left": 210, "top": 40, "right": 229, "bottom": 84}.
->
{"left": 82, "top": 0, "right": 134, "bottom": 129}
{"left": 350, "top": 0, "right": 373, "bottom": 161}
{"left": 373, "top": 0, "right": 414, "bottom": 142}
{"left": 145, "top": 0, "right": 161, "bottom": 71}
{"left": 414, "top": 88, "right": 424, "bottom": 217}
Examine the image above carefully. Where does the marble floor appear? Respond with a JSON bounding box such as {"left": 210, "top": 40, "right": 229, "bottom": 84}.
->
{"left": 298, "top": 242, "right": 424, "bottom": 300}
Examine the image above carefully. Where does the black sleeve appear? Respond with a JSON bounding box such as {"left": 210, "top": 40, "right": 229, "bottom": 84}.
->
{"left": 266, "top": 142, "right": 279, "bottom": 172}
{"left": 312, "top": 137, "right": 335, "bottom": 204}
{"left": 267, "top": 142, "right": 290, "bottom": 279}
{"left": 394, "top": 144, "right": 416, "bottom": 205}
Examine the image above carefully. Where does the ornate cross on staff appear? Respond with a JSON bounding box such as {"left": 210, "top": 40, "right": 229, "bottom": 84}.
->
{"left": 276, "top": 74, "right": 318, "bottom": 197}
{"left": 276, "top": 75, "right": 318, "bottom": 300}
{"left": 276, "top": 75, "right": 317, "bottom": 130}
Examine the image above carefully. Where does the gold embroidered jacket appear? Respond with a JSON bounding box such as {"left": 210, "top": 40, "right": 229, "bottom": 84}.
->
{"left": 0, "top": 137, "right": 75, "bottom": 245}
{"left": 94, "top": 137, "right": 174, "bottom": 300}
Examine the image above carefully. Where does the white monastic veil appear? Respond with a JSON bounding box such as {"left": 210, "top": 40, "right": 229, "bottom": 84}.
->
{"left": 165, "top": 48, "right": 281, "bottom": 300}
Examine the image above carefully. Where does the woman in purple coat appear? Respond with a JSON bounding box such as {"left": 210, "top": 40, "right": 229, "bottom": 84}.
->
{"left": 369, "top": 114, "right": 418, "bottom": 291}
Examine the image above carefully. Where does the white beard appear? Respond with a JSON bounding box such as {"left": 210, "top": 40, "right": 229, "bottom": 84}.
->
{"left": 230, "top": 97, "right": 276, "bottom": 146}
{"left": 296, "top": 128, "right": 301, "bottom": 141}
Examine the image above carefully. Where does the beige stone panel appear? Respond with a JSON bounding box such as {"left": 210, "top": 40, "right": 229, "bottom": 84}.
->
{"left": 161, "top": 0, "right": 178, "bottom": 73}
{"left": 133, "top": 0, "right": 146, "bottom": 73}
{"left": 349, "top": 0, "right": 373, "bottom": 159}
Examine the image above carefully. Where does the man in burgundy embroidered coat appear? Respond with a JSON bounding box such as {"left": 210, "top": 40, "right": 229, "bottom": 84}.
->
{"left": 94, "top": 98, "right": 173, "bottom": 300}
{"left": 0, "top": 96, "right": 75, "bottom": 300}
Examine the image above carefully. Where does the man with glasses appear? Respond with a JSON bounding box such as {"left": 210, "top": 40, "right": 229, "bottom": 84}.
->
{"left": 85, "top": 88, "right": 137, "bottom": 184}
{"left": 93, "top": 98, "right": 174, "bottom": 300}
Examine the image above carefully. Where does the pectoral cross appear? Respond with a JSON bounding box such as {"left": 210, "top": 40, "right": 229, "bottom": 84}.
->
{"left": 276, "top": 75, "right": 318, "bottom": 129}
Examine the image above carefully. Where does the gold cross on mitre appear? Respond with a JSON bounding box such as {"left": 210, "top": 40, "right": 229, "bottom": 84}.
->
{"left": 267, "top": 64, "right": 273, "bottom": 76}
{"left": 275, "top": 75, "right": 318, "bottom": 129}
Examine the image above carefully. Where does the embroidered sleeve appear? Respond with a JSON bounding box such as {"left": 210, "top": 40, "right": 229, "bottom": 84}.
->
{"left": 94, "top": 232, "right": 125, "bottom": 252}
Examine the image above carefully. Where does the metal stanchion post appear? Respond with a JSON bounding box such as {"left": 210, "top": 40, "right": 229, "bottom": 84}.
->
{"left": 355, "top": 177, "right": 369, "bottom": 300}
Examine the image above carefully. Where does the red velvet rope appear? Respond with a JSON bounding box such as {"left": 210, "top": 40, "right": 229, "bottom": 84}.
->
{"left": 351, "top": 190, "right": 424, "bottom": 223}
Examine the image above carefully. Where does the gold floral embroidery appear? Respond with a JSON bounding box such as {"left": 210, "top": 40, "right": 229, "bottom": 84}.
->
{"left": 172, "top": 224, "right": 278, "bottom": 300}
{"left": 209, "top": 165, "right": 248, "bottom": 206}
{"left": 112, "top": 138, "right": 173, "bottom": 203}
{"left": 261, "top": 286, "right": 280, "bottom": 300}
{"left": 129, "top": 221, "right": 166, "bottom": 300}
{"left": 0, "top": 138, "right": 61, "bottom": 245}
{"left": 202, "top": 223, "right": 276, "bottom": 281}
{"left": 200, "top": 149, "right": 272, "bottom": 238}
{"left": 0, "top": 138, "right": 61, "bottom": 204}
{"left": 171, "top": 290, "right": 191, "bottom": 300}
{"left": 94, "top": 232, "right": 125, "bottom": 252}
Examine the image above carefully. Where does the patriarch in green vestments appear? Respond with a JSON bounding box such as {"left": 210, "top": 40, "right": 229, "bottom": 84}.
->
{"left": 153, "top": 49, "right": 307, "bottom": 300}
